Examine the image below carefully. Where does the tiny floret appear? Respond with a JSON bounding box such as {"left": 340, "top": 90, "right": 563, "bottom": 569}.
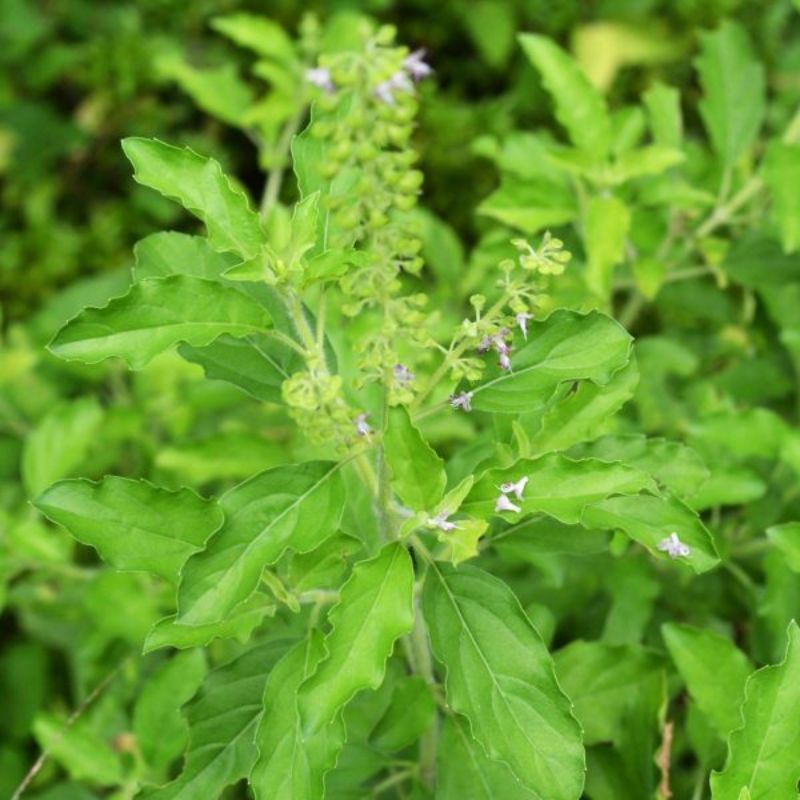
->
{"left": 449, "top": 391, "right": 473, "bottom": 412}
{"left": 404, "top": 49, "right": 433, "bottom": 81}
{"left": 429, "top": 510, "right": 459, "bottom": 532}
{"left": 355, "top": 412, "right": 372, "bottom": 437}
{"left": 500, "top": 476, "right": 528, "bottom": 501}
{"left": 657, "top": 532, "right": 691, "bottom": 559}
{"left": 495, "top": 493, "right": 521, "bottom": 514}
{"left": 498, "top": 351, "right": 512, "bottom": 371}
{"left": 375, "top": 71, "right": 413, "bottom": 105}
{"left": 393, "top": 363, "right": 415, "bottom": 385}
{"left": 306, "top": 67, "right": 335, "bottom": 93}
{"left": 516, "top": 312, "right": 534, "bottom": 340}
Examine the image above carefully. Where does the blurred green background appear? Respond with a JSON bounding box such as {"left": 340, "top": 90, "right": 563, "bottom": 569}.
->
{"left": 4, "top": 1, "right": 800, "bottom": 797}
{"left": 4, "top": 0, "right": 799, "bottom": 320}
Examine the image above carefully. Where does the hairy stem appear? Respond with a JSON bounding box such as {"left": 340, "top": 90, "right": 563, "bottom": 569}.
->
{"left": 259, "top": 103, "right": 308, "bottom": 221}
{"left": 412, "top": 289, "right": 514, "bottom": 411}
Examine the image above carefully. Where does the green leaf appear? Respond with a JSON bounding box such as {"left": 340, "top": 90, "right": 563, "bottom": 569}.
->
{"left": 287, "top": 531, "right": 363, "bottom": 593}
{"left": 179, "top": 332, "right": 300, "bottom": 404}
{"left": 581, "top": 493, "right": 720, "bottom": 573}
{"left": 585, "top": 194, "right": 631, "bottom": 296}
{"left": 22, "top": 398, "right": 103, "bottom": 497}
{"left": 462, "top": 0, "right": 516, "bottom": 68}
{"left": 159, "top": 59, "right": 253, "bottom": 128}
{"left": 437, "top": 715, "right": 538, "bottom": 800}
{"left": 303, "top": 248, "right": 369, "bottom": 286}
{"left": 178, "top": 461, "right": 345, "bottom": 625}
{"left": 370, "top": 675, "right": 436, "bottom": 752}
{"left": 251, "top": 633, "right": 345, "bottom": 800}
{"left": 121, "top": 137, "right": 266, "bottom": 259}
{"left": 724, "top": 235, "right": 800, "bottom": 289}
{"left": 468, "top": 310, "right": 633, "bottom": 414}
{"left": 711, "top": 622, "right": 800, "bottom": 800}
{"left": 662, "top": 623, "right": 752, "bottom": 739}
{"left": 608, "top": 145, "right": 685, "bottom": 184}
{"left": 132, "top": 234, "right": 305, "bottom": 402}
{"left": 440, "top": 518, "right": 489, "bottom": 565}
{"left": 298, "top": 542, "right": 415, "bottom": 733}
{"left": 49, "top": 276, "right": 272, "bottom": 369}
{"left": 643, "top": 83, "right": 682, "bottom": 148}
{"left": 224, "top": 193, "right": 323, "bottom": 282}
{"left": 34, "top": 476, "right": 223, "bottom": 585}
{"left": 477, "top": 177, "right": 577, "bottom": 235}
{"left": 133, "top": 650, "right": 207, "bottom": 771}
{"left": 530, "top": 359, "right": 639, "bottom": 456}
{"left": 133, "top": 232, "right": 237, "bottom": 281}
{"left": 571, "top": 22, "right": 684, "bottom": 93}
{"left": 144, "top": 595, "right": 275, "bottom": 653}
{"left": 766, "top": 522, "right": 800, "bottom": 572}
{"left": 410, "top": 208, "right": 465, "bottom": 285}
{"left": 694, "top": 21, "right": 765, "bottom": 166}
{"left": 154, "top": 432, "right": 283, "bottom": 484}
{"left": 463, "top": 453, "right": 654, "bottom": 524}
{"left": 764, "top": 141, "right": 800, "bottom": 253}
{"left": 145, "top": 641, "right": 289, "bottom": 800}
{"left": 423, "top": 562, "right": 585, "bottom": 799}
{"left": 518, "top": 33, "right": 610, "bottom": 159}
{"left": 33, "top": 714, "right": 123, "bottom": 786}
{"left": 554, "top": 641, "right": 664, "bottom": 744}
{"left": 573, "top": 434, "right": 710, "bottom": 500}
{"left": 493, "top": 517, "right": 610, "bottom": 560}
{"left": 384, "top": 407, "right": 446, "bottom": 512}
{"left": 211, "top": 14, "right": 297, "bottom": 64}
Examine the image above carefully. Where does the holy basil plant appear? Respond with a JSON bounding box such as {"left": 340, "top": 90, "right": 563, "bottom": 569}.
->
{"left": 25, "top": 20, "right": 799, "bottom": 800}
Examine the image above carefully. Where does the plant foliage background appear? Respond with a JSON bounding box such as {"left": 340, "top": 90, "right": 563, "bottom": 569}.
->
{"left": 4, "top": 0, "right": 800, "bottom": 798}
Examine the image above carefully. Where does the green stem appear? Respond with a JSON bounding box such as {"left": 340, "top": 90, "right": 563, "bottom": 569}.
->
{"left": 694, "top": 175, "right": 764, "bottom": 240}
{"left": 259, "top": 103, "right": 308, "bottom": 221}
{"left": 371, "top": 768, "right": 415, "bottom": 796}
{"left": 411, "top": 289, "right": 513, "bottom": 411}
{"left": 409, "top": 572, "right": 439, "bottom": 790}
{"left": 617, "top": 291, "right": 645, "bottom": 330}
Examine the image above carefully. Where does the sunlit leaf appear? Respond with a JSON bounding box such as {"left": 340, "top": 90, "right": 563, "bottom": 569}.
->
{"left": 518, "top": 33, "right": 610, "bottom": 159}
{"left": 178, "top": 461, "right": 345, "bottom": 625}
{"left": 384, "top": 407, "right": 446, "bottom": 512}
{"left": 145, "top": 641, "right": 289, "bottom": 799}
{"left": 695, "top": 21, "right": 765, "bottom": 166}
{"left": 122, "top": 138, "right": 266, "bottom": 259}
{"left": 251, "top": 633, "right": 345, "bottom": 800}
{"left": 711, "top": 622, "right": 800, "bottom": 799}
{"left": 298, "top": 542, "right": 415, "bottom": 733}
{"left": 423, "top": 562, "right": 585, "bottom": 798}
{"left": 133, "top": 650, "right": 207, "bottom": 772}
{"left": 468, "top": 310, "right": 632, "bottom": 414}
{"left": 34, "top": 477, "right": 223, "bottom": 584}
{"left": 49, "top": 276, "right": 272, "bottom": 369}
{"left": 662, "top": 623, "right": 752, "bottom": 739}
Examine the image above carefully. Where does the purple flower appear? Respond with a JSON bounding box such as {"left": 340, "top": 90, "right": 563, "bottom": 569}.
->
{"left": 306, "top": 67, "right": 335, "bottom": 93}
{"left": 393, "top": 363, "right": 415, "bottom": 385}
{"left": 516, "top": 312, "right": 534, "bottom": 340}
{"left": 498, "top": 351, "right": 512, "bottom": 371}
{"left": 477, "top": 336, "right": 492, "bottom": 354}
{"left": 375, "top": 71, "right": 414, "bottom": 105}
{"left": 355, "top": 412, "right": 372, "bottom": 437}
{"left": 449, "top": 391, "right": 473, "bottom": 412}
{"left": 429, "top": 510, "right": 459, "bottom": 532}
{"left": 500, "top": 476, "right": 528, "bottom": 501}
{"left": 495, "top": 493, "right": 521, "bottom": 514}
{"left": 404, "top": 49, "right": 433, "bottom": 81}
{"left": 657, "top": 532, "right": 691, "bottom": 559}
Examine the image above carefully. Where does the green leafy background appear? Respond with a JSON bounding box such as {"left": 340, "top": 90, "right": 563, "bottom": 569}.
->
{"left": 4, "top": 1, "right": 800, "bottom": 799}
